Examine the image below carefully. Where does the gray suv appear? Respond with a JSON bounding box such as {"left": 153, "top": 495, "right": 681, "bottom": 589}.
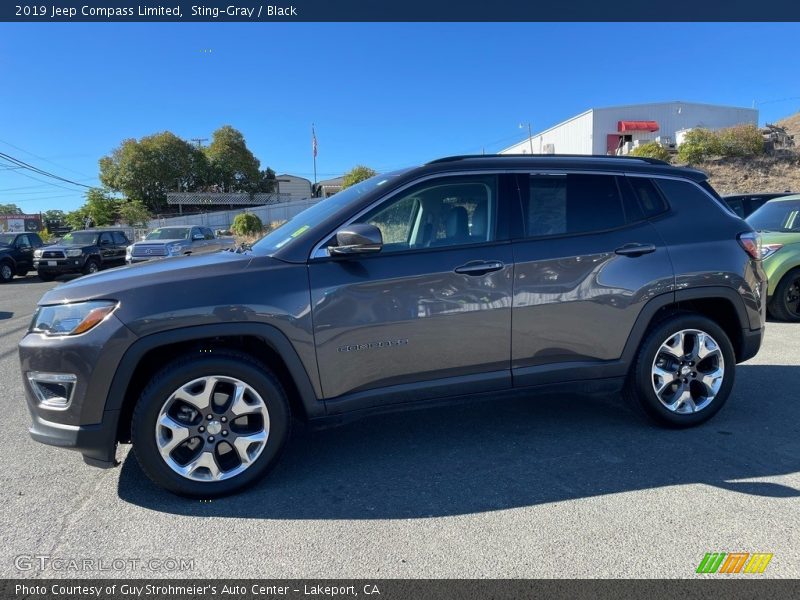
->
{"left": 18, "top": 155, "right": 767, "bottom": 497}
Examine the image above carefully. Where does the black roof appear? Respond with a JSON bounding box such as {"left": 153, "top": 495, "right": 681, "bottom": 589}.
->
{"left": 422, "top": 154, "right": 707, "bottom": 182}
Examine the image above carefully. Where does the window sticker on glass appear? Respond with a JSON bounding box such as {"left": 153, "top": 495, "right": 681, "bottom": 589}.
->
{"left": 291, "top": 225, "right": 310, "bottom": 238}
{"left": 274, "top": 237, "right": 294, "bottom": 249}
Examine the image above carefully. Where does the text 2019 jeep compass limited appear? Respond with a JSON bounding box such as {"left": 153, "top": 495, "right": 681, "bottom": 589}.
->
{"left": 19, "top": 155, "right": 766, "bottom": 496}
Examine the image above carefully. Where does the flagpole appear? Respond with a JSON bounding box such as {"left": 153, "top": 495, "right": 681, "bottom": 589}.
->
{"left": 312, "top": 123, "right": 317, "bottom": 187}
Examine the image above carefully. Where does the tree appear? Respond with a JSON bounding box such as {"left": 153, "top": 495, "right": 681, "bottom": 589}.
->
{"left": 629, "top": 142, "right": 672, "bottom": 162}
{"left": 204, "top": 126, "right": 261, "bottom": 192}
{"left": 65, "top": 207, "right": 90, "bottom": 230}
{"left": 99, "top": 132, "right": 207, "bottom": 213}
{"left": 341, "top": 165, "right": 378, "bottom": 189}
{"left": 231, "top": 212, "right": 263, "bottom": 236}
{"left": 0, "top": 203, "right": 23, "bottom": 214}
{"left": 118, "top": 200, "right": 151, "bottom": 227}
{"left": 41, "top": 209, "right": 66, "bottom": 223}
{"left": 83, "top": 188, "right": 120, "bottom": 226}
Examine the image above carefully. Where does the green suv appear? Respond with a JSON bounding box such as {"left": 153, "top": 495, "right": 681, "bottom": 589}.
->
{"left": 747, "top": 194, "right": 800, "bottom": 321}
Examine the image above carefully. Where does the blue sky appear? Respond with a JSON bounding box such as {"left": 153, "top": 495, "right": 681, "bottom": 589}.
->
{"left": 1, "top": 22, "right": 799, "bottom": 213}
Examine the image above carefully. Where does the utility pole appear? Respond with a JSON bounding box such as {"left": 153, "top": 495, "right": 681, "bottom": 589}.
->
{"left": 528, "top": 123, "right": 534, "bottom": 155}
{"left": 191, "top": 138, "right": 208, "bottom": 148}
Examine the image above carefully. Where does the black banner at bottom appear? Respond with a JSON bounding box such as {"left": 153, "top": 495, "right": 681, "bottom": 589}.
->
{"left": 3, "top": 579, "right": 800, "bottom": 600}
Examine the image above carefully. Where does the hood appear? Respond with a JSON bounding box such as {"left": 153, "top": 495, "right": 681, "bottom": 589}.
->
{"left": 134, "top": 238, "right": 186, "bottom": 245}
{"left": 39, "top": 250, "right": 256, "bottom": 305}
{"left": 44, "top": 242, "right": 97, "bottom": 250}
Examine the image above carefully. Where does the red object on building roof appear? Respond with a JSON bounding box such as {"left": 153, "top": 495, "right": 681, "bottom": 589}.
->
{"left": 617, "top": 120, "right": 659, "bottom": 132}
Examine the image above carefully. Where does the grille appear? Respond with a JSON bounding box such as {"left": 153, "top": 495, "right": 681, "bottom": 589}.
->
{"left": 42, "top": 250, "right": 65, "bottom": 259}
{"left": 132, "top": 245, "right": 167, "bottom": 257}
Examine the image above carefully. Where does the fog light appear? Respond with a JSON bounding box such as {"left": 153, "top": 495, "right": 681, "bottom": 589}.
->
{"left": 27, "top": 372, "right": 77, "bottom": 410}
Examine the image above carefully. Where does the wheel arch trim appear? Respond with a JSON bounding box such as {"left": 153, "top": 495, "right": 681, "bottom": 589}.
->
{"left": 105, "top": 322, "right": 323, "bottom": 418}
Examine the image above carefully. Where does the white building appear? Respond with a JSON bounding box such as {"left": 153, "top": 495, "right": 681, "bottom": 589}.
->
{"left": 500, "top": 101, "right": 758, "bottom": 156}
{"left": 275, "top": 174, "right": 313, "bottom": 202}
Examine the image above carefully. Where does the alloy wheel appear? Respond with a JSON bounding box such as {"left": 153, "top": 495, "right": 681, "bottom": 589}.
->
{"left": 154, "top": 375, "right": 270, "bottom": 481}
{"left": 784, "top": 277, "right": 800, "bottom": 318}
{"left": 0, "top": 263, "right": 12, "bottom": 281}
{"left": 651, "top": 329, "right": 725, "bottom": 414}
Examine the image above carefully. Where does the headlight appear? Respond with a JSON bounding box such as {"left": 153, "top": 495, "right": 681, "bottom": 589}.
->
{"left": 31, "top": 301, "right": 118, "bottom": 336}
{"left": 65, "top": 248, "right": 83, "bottom": 257}
{"left": 761, "top": 244, "right": 783, "bottom": 260}
{"left": 34, "top": 249, "right": 43, "bottom": 258}
{"left": 167, "top": 243, "right": 183, "bottom": 256}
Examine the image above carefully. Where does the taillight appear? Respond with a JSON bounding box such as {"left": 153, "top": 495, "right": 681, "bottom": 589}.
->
{"left": 737, "top": 232, "right": 761, "bottom": 260}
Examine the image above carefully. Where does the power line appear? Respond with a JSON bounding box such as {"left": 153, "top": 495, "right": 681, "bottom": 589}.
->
{"left": 0, "top": 138, "right": 96, "bottom": 179}
{"left": 0, "top": 151, "right": 93, "bottom": 189}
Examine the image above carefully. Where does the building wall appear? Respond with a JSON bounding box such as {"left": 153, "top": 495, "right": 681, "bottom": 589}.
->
{"left": 591, "top": 102, "right": 758, "bottom": 154}
{"left": 500, "top": 110, "right": 594, "bottom": 156}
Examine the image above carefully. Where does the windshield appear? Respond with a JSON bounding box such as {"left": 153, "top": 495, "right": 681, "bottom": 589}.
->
{"left": 747, "top": 199, "right": 800, "bottom": 232}
{"left": 61, "top": 231, "right": 99, "bottom": 245}
{"left": 0, "top": 234, "right": 15, "bottom": 246}
{"left": 252, "top": 170, "right": 408, "bottom": 254}
{"left": 146, "top": 227, "right": 190, "bottom": 240}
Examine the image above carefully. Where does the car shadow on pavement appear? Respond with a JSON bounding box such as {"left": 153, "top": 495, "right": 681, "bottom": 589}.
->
{"left": 117, "top": 364, "right": 800, "bottom": 518}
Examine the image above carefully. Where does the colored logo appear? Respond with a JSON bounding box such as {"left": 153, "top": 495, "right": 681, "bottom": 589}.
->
{"left": 696, "top": 552, "right": 773, "bottom": 574}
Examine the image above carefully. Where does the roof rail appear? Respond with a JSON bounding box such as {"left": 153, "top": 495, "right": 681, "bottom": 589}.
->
{"left": 426, "top": 154, "right": 670, "bottom": 166}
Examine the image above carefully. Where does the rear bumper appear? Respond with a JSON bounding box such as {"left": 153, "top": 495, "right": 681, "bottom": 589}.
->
{"left": 739, "top": 326, "right": 764, "bottom": 363}
{"left": 28, "top": 410, "right": 120, "bottom": 468}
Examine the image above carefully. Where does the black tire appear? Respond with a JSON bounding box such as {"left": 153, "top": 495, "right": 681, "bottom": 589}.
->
{"left": 768, "top": 268, "right": 800, "bottom": 322}
{"left": 37, "top": 271, "right": 56, "bottom": 282}
{"left": 131, "top": 350, "right": 291, "bottom": 497}
{"left": 15, "top": 266, "right": 29, "bottom": 277}
{"left": 0, "top": 261, "right": 13, "bottom": 283}
{"left": 82, "top": 258, "right": 100, "bottom": 275}
{"left": 623, "top": 314, "right": 736, "bottom": 428}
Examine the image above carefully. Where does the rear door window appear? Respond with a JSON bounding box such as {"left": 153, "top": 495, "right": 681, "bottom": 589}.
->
{"left": 626, "top": 176, "right": 670, "bottom": 218}
{"left": 524, "top": 173, "right": 626, "bottom": 237}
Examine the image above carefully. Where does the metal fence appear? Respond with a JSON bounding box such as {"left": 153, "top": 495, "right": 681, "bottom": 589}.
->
{"left": 147, "top": 197, "right": 320, "bottom": 232}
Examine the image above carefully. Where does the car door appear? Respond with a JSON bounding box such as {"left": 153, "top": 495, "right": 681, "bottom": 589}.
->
{"left": 510, "top": 171, "right": 675, "bottom": 386}
{"left": 190, "top": 227, "right": 206, "bottom": 252}
{"left": 308, "top": 173, "right": 515, "bottom": 409}
{"left": 15, "top": 234, "right": 33, "bottom": 272}
{"left": 202, "top": 227, "right": 217, "bottom": 253}
{"left": 98, "top": 232, "right": 116, "bottom": 264}
{"left": 112, "top": 232, "right": 129, "bottom": 264}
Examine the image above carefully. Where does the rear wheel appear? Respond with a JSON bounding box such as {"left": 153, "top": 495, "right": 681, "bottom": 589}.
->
{"left": 0, "top": 261, "right": 13, "bottom": 283}
{"left": 131, "top": 351, "right": 290, "bottom": 497}
{"left": 624, "top": 314, "right": 735, "bottom": 427}
{"left": 768, "top": 268, "right": 800, "bottom": 322}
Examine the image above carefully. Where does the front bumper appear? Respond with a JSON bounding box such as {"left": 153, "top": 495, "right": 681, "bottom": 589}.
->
{"left": 29, "top": 411, "right": 120, "bottom": 468}
{"left": 19, "top": 313, "right": 137, "bottom": 468}
{"left": 34, "top": 256, "right": 87, "bottom": 274}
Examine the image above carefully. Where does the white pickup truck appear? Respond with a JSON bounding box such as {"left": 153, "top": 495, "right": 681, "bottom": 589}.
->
{"left": 126, "top": 225, "right": 235, "bottom": 264}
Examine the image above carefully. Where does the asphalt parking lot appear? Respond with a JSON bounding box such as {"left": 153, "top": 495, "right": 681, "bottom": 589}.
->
{"left": 1, "top": 275, "right": 798, "bottom": 579}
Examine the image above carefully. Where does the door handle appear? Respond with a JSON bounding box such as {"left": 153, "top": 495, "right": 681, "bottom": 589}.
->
{"left": 454, "top": 261, "right": 505, "bottom": 276}
{"left": 614, "top": 243, "right": 656, "bottom": 257}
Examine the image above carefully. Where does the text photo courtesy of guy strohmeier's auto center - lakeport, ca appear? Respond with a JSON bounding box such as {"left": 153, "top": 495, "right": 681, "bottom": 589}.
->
{"left": 1, "top": 10, "right": 800, "bottom": 599}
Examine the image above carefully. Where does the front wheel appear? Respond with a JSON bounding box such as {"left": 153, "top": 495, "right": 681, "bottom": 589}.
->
{"left": 624, "top": 314, "right": 736, "bottom": 427}
{"left": 0, "top": 261, "right": 13, "bottom": 283}
{"left": 131, "top": 350, "right": 290, "bottom": 497}
{"left": 82, "top": 258, "right": 100, "bottom": 275}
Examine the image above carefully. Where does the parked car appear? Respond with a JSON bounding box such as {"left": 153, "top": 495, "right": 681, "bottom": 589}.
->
{"left": 723, "top": 192, "right": 794, "bottom": 218}
{"left": 0, "top": 232, "right": 44, "bottom": 283}
{"left": 126, "top": 225, "right": 234, "bottom": 263}
{"left": 33, "top": 228, "right": 130, "bottom": 281}
{"left": 746, "top": 194, "right": 800, "bottom": 321}
{"left": 19, "top": 155, "right": 766, "bottom": 497}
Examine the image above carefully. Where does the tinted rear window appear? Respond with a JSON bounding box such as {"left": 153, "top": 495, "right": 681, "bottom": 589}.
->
{"left": 524, "top": 174, "right": 626, "bottom": 237}
{"left": 627, "top": 177, "right": 669, "bottom": 218}
{"left": 655, "top": 178, "right": 733, "bottom": 215}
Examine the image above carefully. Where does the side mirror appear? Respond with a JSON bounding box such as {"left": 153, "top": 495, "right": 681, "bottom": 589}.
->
{"left": 193, "top": 233, "right": 204, "bottom": 240}
{"left": 329, "top": 224, "right": 383, "bottom": 256}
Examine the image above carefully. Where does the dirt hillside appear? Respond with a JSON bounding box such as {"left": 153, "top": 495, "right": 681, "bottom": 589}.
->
{"left": 685, "top": 111, "right": 800, "bottom": 195}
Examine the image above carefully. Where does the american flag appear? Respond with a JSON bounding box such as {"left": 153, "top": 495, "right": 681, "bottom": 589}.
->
{"left": 312, "top": 125, "right": 318, "bottom": 158}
